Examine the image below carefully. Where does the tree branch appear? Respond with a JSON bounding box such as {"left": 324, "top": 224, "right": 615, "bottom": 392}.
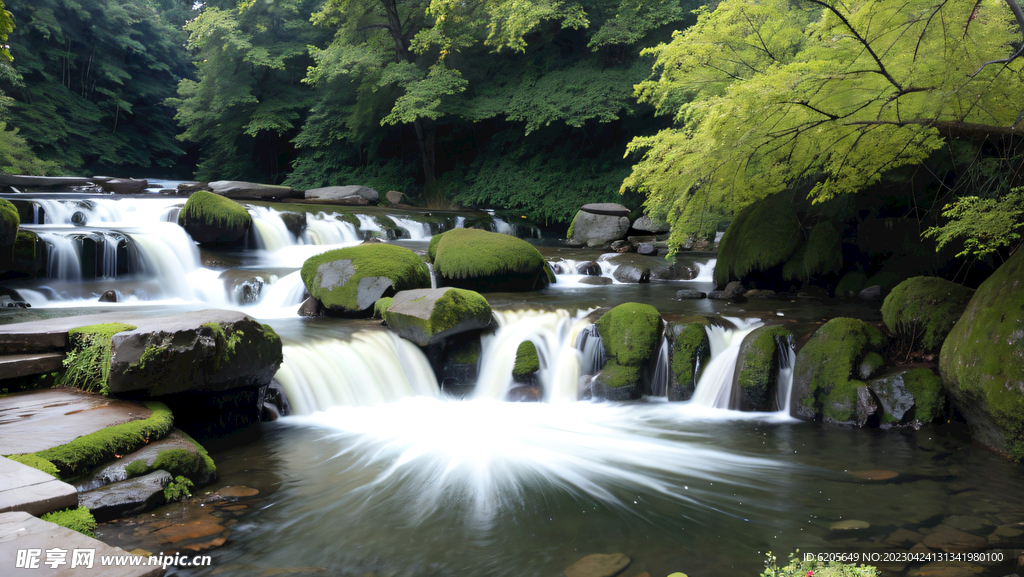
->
{"left": 846, "top": 119, "right": 1021, "bottom": 138}
{"left": 971, "top": 0, "right": 1024, "bottom": 76}
{"left": 803, "top": 0, "right": 905, "bottom": 91}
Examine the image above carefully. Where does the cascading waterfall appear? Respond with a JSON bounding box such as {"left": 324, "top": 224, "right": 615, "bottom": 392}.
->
{"left": 649, "top": 337, "right": 671, "bottom": 397}
{"left": 773, "top": 335, "right": 797, "bottom": 413}
{"left": 36, "top": 231, "right": 82, "bottom": 282}
{"left": 356, "top": 214, "right": 383, "bottom": 235}
{"left": 275, "top": 331, "right": 440, "bottom": 414}
{"left": 689, "top": 259, "right": 716, "bottom": 283}
{"left": 473, "top": 309, "right": 596, "bottom": 402}
{"left": 389, "top": 216, "right": 431, "bottom": 240}
{"left": 689, "top": 318, "right": 764, "bottom": 409}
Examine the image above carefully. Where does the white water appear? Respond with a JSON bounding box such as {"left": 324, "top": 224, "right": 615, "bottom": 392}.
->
{"left": 689, "top": 259, "right": 716, "bottom": 282}
{"left": 473, "top": 309, "right": 596, "bottom": 402}
{"left": 275, "top": 331, "right": 440, "bottom": 414}
{"left": 35, "top": 231, "right": 82, "bottom": 282}
{"left": 689, "top": 318, "right": 763, "bottom": 409}
{"left": 27, "top": 197, "right": 182, "bottom": 226}
{"left": 390, "top": 216, "right": 431, "bottom": 240}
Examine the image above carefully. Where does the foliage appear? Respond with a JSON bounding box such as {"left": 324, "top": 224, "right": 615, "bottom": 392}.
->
{"left": 163, "top": 475, "right": 194, "bottom": 502}
{"left": 32, "top": 401, "right": 174, "bottom": 478}
{"left": 0, "top": 121, "right": 60, "bottom": 175}
{"left": 924, "top": 188, "right": 1024, "bottom": 258}
{"left": 715, "top": 192, "right": 801, "bottom": 285}
{"left": 624, "top": 0, "right": 1024, "bottom": 254}
{"left": 901, "top": 367, "right": 945, "bottom": 423}
{"left": 762, "top": 551, "right": 877, "bottom": 577}
{"left": 882, "top": 276, "right": 974, "bottom": 353}
{"left": 40, "top": 507, "right": 98, "bottom": 538}
{"left": 58, "top": 323, "right": 137, "bottom": 395}
{"left": 0, "top": 0, "right": 12, "bottom": 64}
{"left": 301, "top": 244, "right": 431, "bottom": 312}
{"left": 595, "top": 302, "right": 662, "bottom": 365}
{"left": 0, "top": 197, "right": 17, "bottom": 246}
{"left": 3, "top": 0, "right": 192, "bottom": 174}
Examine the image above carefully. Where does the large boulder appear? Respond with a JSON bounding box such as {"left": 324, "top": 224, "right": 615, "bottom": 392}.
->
{"left": 569, "top": 210, "right": 630, "bottom": 247}
{"left": 178, "top": 190, "right": 251, "bottom": 245}
{"left": 430, "top": 228, "right": 552, "bottom": 292}
{"left": 301, "top": 243, "right": 431, "bottom": 315}
{"left": 882, "top": 276, "right": 974, "bottom": 353}
{"left": 108, "top": 310, "right": 282, "bottom": 397}
{"left": 208, "top": 180, "right": 296, "bottom": 201}
{"left": 382, "top": 287, "right": 492, "bottom": 346}
{"left": 792, "top": 318, "right": 886, "bottom": 424}
{"left": 0, "top": 199, "right": 19, "bottom": 246}
{"left": 732, "top": 325, "right": 794, "bottom": 411}
{"left": 305, "top": 185, "right": 379, "bottom": 205}
{"left": 715, "top": 192, "right": 801, "bottom": 286}
{"left": 940, "top": 248, "right": 1024, "bottom": 459}
{"left": 593, "top": 303, "right": 664, "bottom": 400}
{"left": 581, "top": 203, "right": 630, "bottom": 217}
{"left": 670, "top": 322, "right": 710, "bottom": 401}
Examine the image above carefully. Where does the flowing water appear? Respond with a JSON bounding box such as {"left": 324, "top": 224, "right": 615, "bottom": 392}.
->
{"left": 1, "top": 193, "right": 1022, "bottom": 577}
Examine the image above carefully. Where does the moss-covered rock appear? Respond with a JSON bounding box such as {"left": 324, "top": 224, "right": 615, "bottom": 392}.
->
{"left": 940, "top": 247, "right": 1024, "bottom": 460}
{"left": 593, "top": 360, "right": 643, "bottom": 400}
{"left": 670, "top": 322, "right": 710, "bottom": 401}
{"left": 857, "top": 351, "right": 885, "bottom": 380}
{"left": 373, "top": 296, "right": 393, "bottom": 319}
{"left": 122, "top": 429, "right": 217, "bottom": 486}
{"left": 792, "top": 318, "right": 886, "bottom": 425}
{"left": 0, "top": 198, "right": 20, "bottom": 246}
{"left": 596, "top": 303, "right": 664, "bottom": 366}
{"left": 6, "top": 454, "right": 59, "bottom": 478}
{"left": 382, "top": 287, "right": 492, "bottom": 346}
{"left": 178, "top": 190, "right": 251, "bottom": 245}
{"left": 513, "top": 340, "right": 540, "bottom": 382}
{"left": 431, "top": 228, "right": 551, "bottom": 292}
{"left": 301, "top": 244, "right": 431, "bottom": 315}
{"left": 715, "top": 192, "right": 802, "bottom": 286}
{"left": 58, "top": 322, "right": 138, "bottom": 395}
{"left": 733, "top": 326, "right": 794, "bottom": 411}
{"left": 782, "top": 221, "right": 842, "bottom": 282}
{"left": 882, "top": 276, "right": 974, "bottom": 353}
{"left": 867, "top": 368, "right": 945, "bottom": 425}
{"left": 0, "top": 230, "right": 43, "bottom": 277}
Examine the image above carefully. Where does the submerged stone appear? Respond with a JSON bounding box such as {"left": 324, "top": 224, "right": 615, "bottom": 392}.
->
{"left": 564, "top": 552, "right": 631, "bottom": 577}
{"left": 80, "top": 470, "right": 171, "bottom": 522}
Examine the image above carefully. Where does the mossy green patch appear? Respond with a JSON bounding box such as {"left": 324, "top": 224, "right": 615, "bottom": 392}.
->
{"left": 178, "top": 191, "right": 251, "bottom": 244}
{"left": 715, "top": 192, "right": 801, "bottom": 285}
{"left": 432, "top": 228, "right": 550, "bottom": 291}
{"left": 427, "top": 232, "right": 444, "bottom": 263}
{"left": 447, "top": 337, "right": 481, "bottom": 365}
{"left": 40, "top": 507, "right": 97, "bottom": 537}
{"left": 596, "top": 303, "right": 663, "bottom": 366}
{"left": 382, "top": 288, "right": 492, "bottom": 345}
{"left": 567, "top": 211, "right": 578, "bottom": 239}
{"left": 513, "top": 341, "right": 540, "bottom": 378}
{"left": 836, "top": 271, "right": 867, "bottom": 295}
{"left": 164, "top": 475, "right": 194, "bottom": 502}
{"left": 301, "top": 244, "right": 431, "bottom": 313}
{"left": 902, "top": 367, "right": 945, "bottom": 423}
{"left": 373, "top": 297, "right": 393, "bottom": 319}
{"left": 671, "top": 322, "right": 710, "bottom": 400}
{"left": 6, "top": 454, "right": 59, "bottom": 478}
{"left": 882, "top": 276, "right": 974, "bottom": 353}
{"left": 0, "top": 198, "right": 19, "bottom": 246}
{"left": 59, "top": 323, "right": 138, "bottom": 395}
{"left": 940, "top": 247, "right": 1024, "bottom": 459}
{"left": 793, "top": 318, "right": 886, "bottom": 423}
{"left": 735, "top": 326, "right": 793, "bottom": 411}
{"left": 595, "top": 360, "right": 641, "bottom": 389}
{"left": 858, "top": 351, "right": 884, "bottom": 379}
{"left": 782, "top": 221, "right": 843, "bottom": 282}
{"left": 336, "top": 212, "right": 360, "bottom": 227}
{"left": 31, "top": 402, "right": 174, "bottom": 478}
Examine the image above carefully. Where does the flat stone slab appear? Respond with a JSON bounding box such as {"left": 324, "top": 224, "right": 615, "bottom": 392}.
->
{"left": 580, "top": 203, "right": 630, "bottom": 217}
{"left": 0, "top": 511, "right": 163, "bottom": 576}
{"left": 0, "top": 389, "right": 151, "bottom": 455}
{"left": 0, "top": 458, "right": 78, "bottom": 517}
{"left": 80, "top": 471, "right": 170, "bottom": 522}
{"left": 0, "top": 353, "right": 66, "bottom": 380}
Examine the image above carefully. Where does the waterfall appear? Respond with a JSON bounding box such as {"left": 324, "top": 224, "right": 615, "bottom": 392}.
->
{"left": 773, "top": 337, "right": 797, "bottom": 415}
{"left": 249, "top": 206, "right": 298, "bottom": 251}
{"left": 690, "top": 259, "right": 716, "bottom": 282}
{"left": 36, "top": 231, "right": 82, "bottom": 282}
{"left": 689, "top": 318, "right": 763, "bottom": 409}
{"left": 304, "top": 212, "right": 360, "bottom": 245}
{"left": 132, "top": 224, "right": 206, "bottom": 300}
{"left": 649, "top": 336, "right": 671, "bottom": 397}
{"left": 275, "top": 331, "right": 441, "bottom": 414}
{"left": 356, "top": 214, "right": 383, "bottom": 235}
{"left": 573, "top": 324, "right": 606, "bottom": 376}
{"left": 491, "top": 218, "right": 514, "bottom": 235}
{"left": 28, "top": 197, "right": 181, "bottom": 225}
{"left": 473, "top": 309, "right": 595, "bottom": 402}
{"left": 389, "top": 216, "right": 431, "bottom": 240}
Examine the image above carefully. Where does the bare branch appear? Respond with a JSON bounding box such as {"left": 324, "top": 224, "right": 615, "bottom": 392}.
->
{"left": 803, "top": 0, "right": 906, "bottom": 91}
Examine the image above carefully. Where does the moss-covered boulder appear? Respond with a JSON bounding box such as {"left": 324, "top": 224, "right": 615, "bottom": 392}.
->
{"left": 373, "top": 297, "right": 393, "bottom": 319}
{"left": 430, "top": 228, "right": 553, "bottom": 292}
{"left": 0, "top": 198, "right": 20, "bottom": 246}
{"left": 439, "top": 335, "right": 482, "bottom": 395}
{"left": 0, "top": 230, "right": 44, "bottom": 277}
{"left": 732, "top": 326, "right": 794, "bottom": 412}
{"left": 782, "top": 221, "right": 843, "bottom": 283}
{"left": 866, "top": 368, "right": 945, "bottom": 426}
{"left": 382, "top": 287, "right": 492, "bottom": 346}
{"left": 301, "top": 244, "right": 431, "bottom": 315}
{"left": 715, "top": 192, "right": 801, "bottom": 286}
{"left": 792, "top": 318, "right": 886, "bottom": 424}
{"left": 882, "top": 276, "right": 974, "bottom": 353}
{"left": 593, "top": 303, "right": 664, "bottom": 400}
{"left": 178, "top": 190, "right": 251, "bottom": 245}
{"left": 940, "top": 248, "right": 1024, "bottom": 459}
{"left": 670, "top": 322, "right": 710, "bottom": 401}
{"left": 513, "top": 340, "right": 540, "bottom": 383}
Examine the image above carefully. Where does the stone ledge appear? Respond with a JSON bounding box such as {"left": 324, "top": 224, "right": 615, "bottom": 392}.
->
{"left": 0, "top": 457, "right": 78, "bottom": 518}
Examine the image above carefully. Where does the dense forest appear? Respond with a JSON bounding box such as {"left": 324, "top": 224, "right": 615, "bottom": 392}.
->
{"left": 0, "top": 0, "right": 1021, "bottom": 253}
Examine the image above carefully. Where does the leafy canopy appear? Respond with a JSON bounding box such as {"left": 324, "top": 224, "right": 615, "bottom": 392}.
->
{"left": 623, "top": 0, "right": 1024, "bottom": 253}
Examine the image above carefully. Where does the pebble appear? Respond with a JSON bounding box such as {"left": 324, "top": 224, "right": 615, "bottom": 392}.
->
{"left": 564, "top": 553, "right": 631, "bottom": 577}
{"left": 830, "top": 519, "right": 870, "bottom": 530}
{"left": 218, "top": 486, "right": 259, "bottom": 498}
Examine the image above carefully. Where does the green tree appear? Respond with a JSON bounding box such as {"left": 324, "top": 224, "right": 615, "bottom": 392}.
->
{"left": 623, "top": 0, "right": 1024, "bottom": 253}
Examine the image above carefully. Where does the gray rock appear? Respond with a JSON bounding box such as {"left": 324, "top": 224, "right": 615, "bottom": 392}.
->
{"left": 856, "top": 385, "right": 879, "bottom": 426}
{"left": 506, "top": 385, "right": 542, "bottom": 402}
{"left": 316, "top": 259, "right": 356, "bottom": 290}
{"left": 676, "top": 290, "right": 707, "bottom": 299}
{"left": 722, "top": 281, "right": 746, "bottom": 300}
{"left": 356, "top": 276, "right": 394, "bottom": 310}
{"left": 386, "top": 190, "right": 404, "bottom": 204}
{"left": 603, "top": 254, "right": 697, "bottom": 283}
{"left": 858, "top": 285, "right": 883, "bottom": 300}
{"left": 707, "top": 290, "right": 727, "bottom": 300}
{"left": 744, "top": 289, "right": 776, "bottom": 299}
{"left": 571, "top": 210, "right": 630, "bottom": 246}
{"left": 383, "top": 288, "right": 493, "bottom": 346}
{"left": 80, "top": 470, "right": 171, "bottom": 522}
{"left": 306, "top": 185, "right": 379, "bottom": 203}
{"left": 298, "top": 296, "right": 325, "bottom": 317}
{"left": 98, "top": 290, "right": 120, "bottom": 303}
{"left": 580, "top": 203, "right": 630, "bottom": 217}
{"left": 576, "top": 261, "right": 602, "bottom": 276}
{"left": 100, "top": 178, "right": 148, "bottom": 195}
{"left": 108, "top": 310, "right": 283, "bottom": 397}
{"left": 0, "top": 457, "right": 78, "bottom": 517}
{"left": 579, "top": 276, "right": 613, "bottom": 286}
{"left": 209, "top": 180, "right": 296, "bottom": 200}
{"left": 0, "top": 175, "right": 95, "bottom": 190}
{"left": 632, "top": 215, "right": 671, "bottom": 233}
{"left": 609, "top": 239, "right": 632, "bottom": 251}
{"left": 177, "top": 182, "right": 209, "bottom": 194}
{"left": 279, "top": 212, "right": 307, "bottom": 237}
{"left": 564, "top": 553, "right": 631, "bottom": 577}
{"left": 636, "top": 243, "right": 657, "bottom": 256}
